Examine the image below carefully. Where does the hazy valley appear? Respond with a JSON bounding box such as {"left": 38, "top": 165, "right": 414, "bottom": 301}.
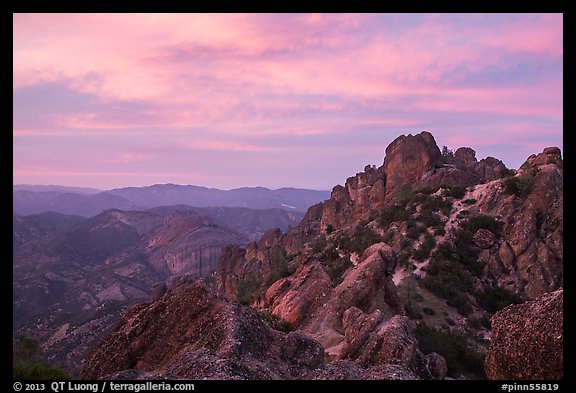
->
{"left": 13, "top": 188, "right": 324, "bottom": 376}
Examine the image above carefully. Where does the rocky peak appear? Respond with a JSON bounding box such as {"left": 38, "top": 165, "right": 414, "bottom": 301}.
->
{"left": 454, "top": 147, "right": 477, "bottom": 167}
{"left": 520, "top": 146, "right": 563, "bottom": 172}
{"left": 382, "top": 131, "right": 442, "bottom": 200}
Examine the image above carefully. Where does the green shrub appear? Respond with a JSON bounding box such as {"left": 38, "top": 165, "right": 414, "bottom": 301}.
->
{"left": 311, "top": 235, "right": 327, "bottom": 254}
{"left": 499, "top": 167, "right": 515, "bottom": 178}
{"left": 326, "top": 224, "right": 334, "bottom": 234}
{"left": 322, "top": 256, "right": 352, "bottom": 286}
{"left": 415, "top": 323, "right": 485, "bottom": 378}
{"left": 415, "top": 185, "right": 441, "bottom": 195}
{"left": 441, "top": 146, "right": 454, "bottom": 162}
{"left": 422, "top": 307, "right": 435, "bottom": 316}
{"left": 413, "top": 194, "right": 452, "bottom": 215}
{"left": 406, "top": 219, "right": 427, "bottom": 240}
{"left": 477, "top": 286, "right": 522, "bottom": 314}
{"left": 443, "top": 184, "right": 466, "bottom": 199}
{"left": 380, "top": 204, "right": 410, "bottom": 226}
{"left": 422, "top": 259, "right": 474, "bottom": 316}
{"left": 452, "top": 229, "right": 483, "bottom": 276}
{"left": 501, "top": 174, "right": 535, "bottom": 198}
{"left": 394, "top": 184, "right": 415, "bottom": 207}
{"left": 413, "top": 233, "right": 436, "bottom": 262}
{"left": 417, "top": 209, "right": 442, "bottom": 227}
{"left": 13, "top": 335, "right": 70, "bottom": 380}
{"left": 404, "top": 301, "right": 423, "bottom": 320}
{"left": 432, "top": 242, "right": 453, "bottom": 262}
{"left": 465, "top": 214, "right": 502, "bottom": 236}
{"left": 319, "top": 245, "right": 340, "bottom": 263}
{"left": 351, "top": 226, "right": 383, "bottom": 254}
{"left": 397, "top": 250, "right": 411, "bottom": 267}
{"left": 462, "top": 198, "right": 477, "bottom": 205}
{"left": 413, "top": 293, "right": 424, "bottom": 302}
{"left": 401, "top": 237, "right": 413, "bottom": 248}
{"left": 237, "top": 273, "right": 262, "bottom": 305}
{"left": 334, "top": 234, "right": 352, "bottom": 253}
{"left": 433, "top": 225, "right": 446, "bottom": 236}
{"left": 468, "top": 315, "right": 491, "bottom": 330}
{"left": 13, "top": 363, "right": 71, "bottom": 380}
{"left": 264, "top": 245, "right": 291, "bottom": 287}
{"left": 260, "top": 309, "right": 292, "bottom": 332}
{"left": 264, "top": 266, "right": 289, "bottom": 288}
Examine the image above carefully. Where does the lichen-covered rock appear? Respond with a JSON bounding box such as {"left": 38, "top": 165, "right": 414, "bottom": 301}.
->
{"left": 302, "top": 360, "right": 419, "bottom": 380}
{"left": 485, "top": 289, "right": 563, "bottom": 380}
{"left": 473, "top": 228, "right": 496, "bottom": 249}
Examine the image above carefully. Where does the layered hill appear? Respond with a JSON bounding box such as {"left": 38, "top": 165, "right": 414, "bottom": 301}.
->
{"left": 82, "top": 132, "right": 563, "bottom": 379}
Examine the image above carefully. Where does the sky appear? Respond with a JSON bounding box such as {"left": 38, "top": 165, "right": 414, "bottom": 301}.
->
{"left": 13, "top": 13, "right": 563, "bottom": 191}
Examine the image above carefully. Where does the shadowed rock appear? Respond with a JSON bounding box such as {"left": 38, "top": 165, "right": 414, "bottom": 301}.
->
{"left": 82, "top": 278, "right": 324, "bottom": 380}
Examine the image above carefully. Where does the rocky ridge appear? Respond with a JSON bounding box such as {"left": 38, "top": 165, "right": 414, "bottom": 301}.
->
{"left": 211, "top": 131, "right": 562, "bottom": 378}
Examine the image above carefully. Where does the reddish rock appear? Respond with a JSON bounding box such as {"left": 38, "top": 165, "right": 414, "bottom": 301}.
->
{"left": 455, "top": 147, "right": 477, "bottom": 167}
{"left": 340, "top": 308, "right": 446, "bottom": 380}
{"left": 485, "top": 289, "right": 563, "bottom": 380}
{"left": 265, "top": 261, "right": 333, "bottom": 328}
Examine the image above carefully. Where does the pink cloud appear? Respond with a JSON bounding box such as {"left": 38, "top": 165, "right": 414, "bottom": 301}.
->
{"left": 13, "top": 14, "right": 563, "bottom": 189}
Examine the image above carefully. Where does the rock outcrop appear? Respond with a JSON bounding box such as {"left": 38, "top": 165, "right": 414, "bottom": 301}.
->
{"left": 220, "top": 242, "right": 443, "bottom": 379}
{"left": 82, "top": 278, "right": 325, "bottom": 380}
{"left": 382, "top": 131, "right": 442, "bottom": 200}
{"left": 485, "top": 288, "right": 563, "bottom": 380}
{"left": 264, "top": 243, "right": 401, "bottom": 350}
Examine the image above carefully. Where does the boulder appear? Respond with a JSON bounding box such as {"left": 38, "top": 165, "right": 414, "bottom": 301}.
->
{"left": 473, "top": 228, "right": 496, "bottom": 249}
{"left": 485, "top": 289, "right": 563, "bottom": 380}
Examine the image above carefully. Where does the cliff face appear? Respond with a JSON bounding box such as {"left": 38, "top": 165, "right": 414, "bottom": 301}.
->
{"left": 146, "top": 210, "right": 245, "bottom": 277}
{"left": 485, "top": 288, "right": 563, "bottom": 380}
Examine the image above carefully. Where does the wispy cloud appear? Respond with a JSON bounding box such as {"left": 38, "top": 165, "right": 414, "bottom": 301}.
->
{"left": 13, "top": 13, "right": 563, "bottom": 189}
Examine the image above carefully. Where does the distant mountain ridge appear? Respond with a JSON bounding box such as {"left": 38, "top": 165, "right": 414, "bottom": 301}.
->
{"left": 13, "top": 184, "right": 330, "bottom": 217}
